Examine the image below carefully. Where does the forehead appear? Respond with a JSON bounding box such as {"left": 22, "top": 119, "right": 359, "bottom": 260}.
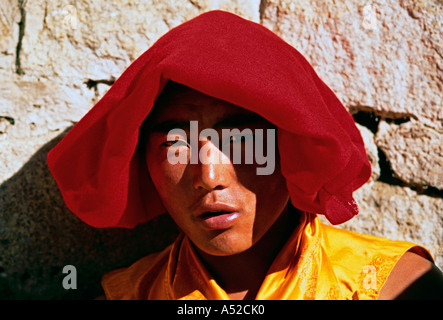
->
{"left": 149, "top": 82, "right": 257, "bottom": 126}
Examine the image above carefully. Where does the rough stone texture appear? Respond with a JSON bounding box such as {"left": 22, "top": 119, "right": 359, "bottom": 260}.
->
{"left": 261, "top": 0, "right": 442, "bottom": 269}
{"left": 376, "top": 120, "right": 443, "bottom": 189}
{"left": 1, "top": 0, "right": 442, "bottom": 299}
{"left": 261, "top": 0, "right": 442, "bottom": 128}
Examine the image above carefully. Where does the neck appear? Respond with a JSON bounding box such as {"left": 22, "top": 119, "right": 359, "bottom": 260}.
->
{"left": 195, "top": 205, "right": 299, "bottom": 300}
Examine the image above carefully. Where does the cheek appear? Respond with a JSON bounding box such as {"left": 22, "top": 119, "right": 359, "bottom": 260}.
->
{"left": 145, "top": 149, "right": 188, "bottom": 203}
{"left": 234, "top": 162, "right": 286, "bottom": 198}
{"left": 253, "top": 169, "right": 288, "bottom": 212}
{"left": 237, "top": 165, "right": 289, "bottom": 237}
{"left": 145, "top": 155, "right": 200, "bottom": 240}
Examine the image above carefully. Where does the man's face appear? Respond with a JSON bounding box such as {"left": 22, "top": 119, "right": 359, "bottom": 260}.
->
{"left": 145, "top": 84, "right": 289, "bottom": 256}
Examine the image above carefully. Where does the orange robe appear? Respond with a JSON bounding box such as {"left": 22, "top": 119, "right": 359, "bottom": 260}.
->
{"left": 101, "top": 212, "right": 432, "bottom": 300}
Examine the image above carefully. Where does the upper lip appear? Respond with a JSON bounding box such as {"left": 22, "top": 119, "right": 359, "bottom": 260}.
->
{"left": 195, "top": 202, "right": 239, "bottom": 217}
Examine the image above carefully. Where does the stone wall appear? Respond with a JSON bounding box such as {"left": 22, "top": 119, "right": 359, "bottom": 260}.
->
{"left": 1, "top": 0, "right": 441, "bottom": 299}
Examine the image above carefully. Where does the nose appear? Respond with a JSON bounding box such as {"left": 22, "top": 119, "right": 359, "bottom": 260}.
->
{"left": 192, "top": 140, "right": 231, "bottom": 191}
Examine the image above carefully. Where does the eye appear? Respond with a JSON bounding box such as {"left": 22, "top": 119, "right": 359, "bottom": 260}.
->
{"left": 161, "top": 140, "right": 189, "bottom": 148}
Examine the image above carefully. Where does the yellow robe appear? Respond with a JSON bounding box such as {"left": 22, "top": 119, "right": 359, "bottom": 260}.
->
{"left": 101, "top": 212, "right": 432, "bottom": 300}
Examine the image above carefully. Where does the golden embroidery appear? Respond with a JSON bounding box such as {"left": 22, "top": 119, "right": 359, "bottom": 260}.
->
{"left": 327, "top": 285, "right": 341, "bottom": 300}
{"left": 294, "top": 238, "right": 321, "bottom": 299}
{"left": 355, "top": 254, "right": 400, "bottom": 300}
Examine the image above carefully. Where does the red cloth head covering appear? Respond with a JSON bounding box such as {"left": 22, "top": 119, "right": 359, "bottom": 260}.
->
{"left": 47, "top": 10, "right": 371, "bottom": 228}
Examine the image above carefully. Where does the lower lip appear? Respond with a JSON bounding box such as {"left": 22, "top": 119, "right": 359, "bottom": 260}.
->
{"left": 198, "top": 212, "right": 240, "bottom": 230}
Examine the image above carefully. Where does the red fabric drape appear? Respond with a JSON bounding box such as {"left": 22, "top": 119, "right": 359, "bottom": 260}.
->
{"left": 47, "top": 10, "right": 371, "bottom": 228}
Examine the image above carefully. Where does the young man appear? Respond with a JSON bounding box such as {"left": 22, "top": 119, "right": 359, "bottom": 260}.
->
{"left": 47, "top": 11, "right": 443, "bottom": 299}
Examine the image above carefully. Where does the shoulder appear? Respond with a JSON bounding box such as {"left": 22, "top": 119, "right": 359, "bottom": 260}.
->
{"left": 317, "top": 219, "right": 440, "bottom": 299}
{"left": 378, "top": 251, "right": 443, "bottom": 300}
{"left": 101, "top": 241, "right": 175, "bottom": 300}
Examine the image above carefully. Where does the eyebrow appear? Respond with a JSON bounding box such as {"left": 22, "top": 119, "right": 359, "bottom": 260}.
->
{"left": 149, "top": 113, "right": 269, "bottom": 134}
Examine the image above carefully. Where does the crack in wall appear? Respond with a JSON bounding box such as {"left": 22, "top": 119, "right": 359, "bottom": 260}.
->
{"left": 377, "top": 145, "right": 443, "bottom": 198}
{"left": 84, "top": 77, "right": 116, "bottom": 102}
{"left": 84, "top": 78, "right": 116, "bottom": 88}
{"left": 15, "top": 0, "right": 27, "bottom": 75}
{"left": 84, "top": 77, "right": 116, "bottom": 90}
{"left": 0, "top": 116, "right": 15, "bottom": 135}
{"left": 349, "top": 105, "right": 418, "bottom": 134}
{"left": 259, "top": 0, "right": 269, "bottom": 23}
{"left": 351, "top": 106, "right": 442, "bottom": 199}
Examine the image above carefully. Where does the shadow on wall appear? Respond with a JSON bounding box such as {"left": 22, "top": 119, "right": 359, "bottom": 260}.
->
{"left": 0, "top": 127, "right": 180, "bottom": 300}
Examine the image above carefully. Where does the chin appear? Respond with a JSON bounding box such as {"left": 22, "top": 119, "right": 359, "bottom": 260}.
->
{"left": 198, "top": 230, "right": 254, "bottom": 256}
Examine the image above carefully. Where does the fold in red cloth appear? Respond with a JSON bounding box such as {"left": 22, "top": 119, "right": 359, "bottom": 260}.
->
{"left": 47, "top": 10, "right": 371, "bottom": 228}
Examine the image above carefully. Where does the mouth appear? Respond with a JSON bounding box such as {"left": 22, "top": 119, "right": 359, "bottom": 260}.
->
{"left": 196, "top": 203, "right": 240, "bottom": 230}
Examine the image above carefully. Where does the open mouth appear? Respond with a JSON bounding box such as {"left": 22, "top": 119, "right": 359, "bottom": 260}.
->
{"left": 200, "top": 211, "right": 232, "bottom": 218}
